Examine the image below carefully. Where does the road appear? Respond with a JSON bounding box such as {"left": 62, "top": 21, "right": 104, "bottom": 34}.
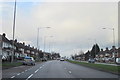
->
{"left": 2, "top": 60, "right": 119, "bottom": 79}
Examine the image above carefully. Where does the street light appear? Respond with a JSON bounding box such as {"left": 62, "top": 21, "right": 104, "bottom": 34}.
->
{"left": 43, "top": 36, "right": 53, "bottom": 52}
{"left": 48, "top": 36, "right": 54, "bottom": 53}
{"left": 11, "top": 0, "right": 17, "bottom": 63}
{"left": 36, "top": 27, "right": 51, "bottom": 60}
{"left": 37, "top": 27, "right": 51, "bottom": 50}
{"left": 102, "top": 27, "right": 116, "bottom": 61}
{"left": 102, "top": 28, "right": 115, "bottom": 46}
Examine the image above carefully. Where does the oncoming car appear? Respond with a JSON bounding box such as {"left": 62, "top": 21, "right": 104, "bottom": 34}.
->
{"left": 23, "top": 56, "right": 35, "bottom": 66}
{"left": 60, "top": 58, "right": 65, "bottom": 61}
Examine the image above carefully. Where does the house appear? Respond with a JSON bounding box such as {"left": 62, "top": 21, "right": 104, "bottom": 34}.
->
{"left": 24, "top": 45, "right": 31, "bottom": 57}
{"left": 14, "top": 40, "right": 26, "bottom": 60}
{"left": 1, "top": 33, "right": 16, "bottom": 62}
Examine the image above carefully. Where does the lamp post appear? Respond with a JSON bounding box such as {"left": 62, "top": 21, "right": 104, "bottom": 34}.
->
{"left": 43, "top": 36, "right": 53, "bottom": 52}
{"left": 36, "top": 27, "right": 51, "bottom": 60}
{"left": 36, "top": 27, "right": 51, "bottom": 50}
{"left": 11, "top": 0, "right": 17, "bottom": 63}
{"left": 102, "top": 27, "right": 116, "bottom": 61}
{"left": 102, "top": 28, "right": 115, "bottom": 46}
{"left": 48, "top": 36, "right": 54, "bottom": 53}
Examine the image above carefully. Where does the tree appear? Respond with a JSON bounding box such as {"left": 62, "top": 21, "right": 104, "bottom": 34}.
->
{"left": 90, "top": 44, "right": 100, "bottom": 58}
{"left": 85, "top": 50, "right": 90, "bottom": 60}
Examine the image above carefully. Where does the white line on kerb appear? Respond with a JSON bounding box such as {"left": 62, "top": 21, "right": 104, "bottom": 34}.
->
{"left": 69, "top": 71, "right": 72, "bottom": 74}
{"left": 11, "top": 76, "right": 15, "bottom": 78}
{"left": 17, "top": 73, "right": 20, "bottom": 75}
{"left": 26, "top": 74, "right": 33, "bottom": 80}
{"left": 35, "top": 69, "right": 39, "bottom": 73}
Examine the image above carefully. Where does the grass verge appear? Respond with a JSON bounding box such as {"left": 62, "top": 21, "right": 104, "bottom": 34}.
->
{"left": 67, "top": 60, "right": 120, "bottom": 75}
{"left": 2, "top": 62, "right": 23, "bottom": 69}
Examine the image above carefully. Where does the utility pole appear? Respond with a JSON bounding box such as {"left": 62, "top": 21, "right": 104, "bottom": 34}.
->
{"left": 37, "top": 28, "right": 39, "bottom": 49}
{"left": 11, "top": 0, "right": 16, "bottom": 63}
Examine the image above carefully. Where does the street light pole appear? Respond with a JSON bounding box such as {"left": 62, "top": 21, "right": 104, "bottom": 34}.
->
{"left": 43, "top": 36, "right": 53, "bottom": 52}
{"left": 48, "top": 36, "right": 53, "bottom": 53}
{"left": 102, "top": 27, "right": 116, "bottom": 61}
{"left": 102, "top": 28, "right": 115, "bottom": 46}
{"left": 36, "top": 27, "right": 51, "bottom": 60}
{"left": 11, "top": 0, "right": 17, "bottom": 63}
{"left": 37, "top": 28, "right": 39, "bottom": 49}
{"left": 36, "top": 27, "right": 51, "bottom": 50}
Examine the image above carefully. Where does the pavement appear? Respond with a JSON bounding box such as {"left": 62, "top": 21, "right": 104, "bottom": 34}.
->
{"left": 2, "top": 60, "right": 119, "bottom": 79}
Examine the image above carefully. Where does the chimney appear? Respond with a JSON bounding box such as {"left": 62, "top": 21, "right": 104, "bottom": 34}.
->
{"left": 28, "top": 45, "right": 30, "bottom": 47}
{"left": 112, "top": 46, "right": 115, "bottom": 49}
{"left": 2, "top": 33, "right": 6, "bottom": 37}
{"left": 101, "top": 49, "right": 103, "bottom": 51}
{"left": 106, "top": 47, "right": 109, "bottom": 51}
{"left": 14, "top": 39, "right": 17, "bottom": 43}
{"left": 23, "top": 42, "right": 25, "bottom": 45}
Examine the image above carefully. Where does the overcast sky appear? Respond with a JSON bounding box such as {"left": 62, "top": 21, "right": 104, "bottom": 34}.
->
{"left": 1, "top": 0, "right": 118, "bottom": 57}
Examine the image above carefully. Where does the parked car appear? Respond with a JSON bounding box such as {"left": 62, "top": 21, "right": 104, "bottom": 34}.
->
{"left": 41, "top": 57, "right": 47, "bottom": 62}
{"left": 57, "top": 58, "right": 60, "bottom": 60}
{"left": 88, "top": 58, "right": 95, "bottom": 63}
{"left": 60, "top": 58, "right": 64, "bottom": 61}
{"left": 23, "top": 56, "right": 35, "bottom": 66}
{"left": 2, "top": 56, "right": 8, "bottom": 62}
{"left": 116, "top": 58, "right": 120, "bottom": 65}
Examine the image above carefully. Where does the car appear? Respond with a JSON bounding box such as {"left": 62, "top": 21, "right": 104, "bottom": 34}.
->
{"left": 57, "top": 58, "right": 60, "bottom": 60}
{"left": 2, "top": 56, "right": 8, "bottom": 62}
{"left": 88, "top": 58, "right": 95, "bottom": 63}
{"left": 23, "top": 56, "right": 35, "bottom": 66}
{"left": 60, "top": 58, "right": 64, "bottom": 61}
{"left": 41, "top": 57, "right": 47, "bottom": 62}
{"left": 116, "top": 58, "right": 120, "bottom": 65}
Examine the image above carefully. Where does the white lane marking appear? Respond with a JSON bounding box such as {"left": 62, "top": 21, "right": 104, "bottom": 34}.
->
{"left": 11, "top": 76, "right": 15, "bottom": 78}
{"left": 42, "top": 65, "right": 44, "bottom": 66}
{"left": 25, "top": 70, "right": 27, "bottom": 72}
{"left": 68, "top": 71, "right": 72, "bottom": 74}
{"left": 39, "top": 67, "right": 42, "bottom": 69}
{"left": 35, "top": 69, "right": 39, "bottom": 73}
{"left": 21, "top": 71, "right": 24, "bottom": 73}
{"left": 26, "top": 74, "right": 33, "bottom": 80}
{"left": 64, "top": 68, "right": 66, "bottom": 69}
{"left": 17, "top": 73, "right": 20, "bottom": 75}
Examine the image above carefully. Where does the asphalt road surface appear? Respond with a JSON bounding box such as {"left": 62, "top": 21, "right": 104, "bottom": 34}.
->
{"left": 2, "top": 60, "right": 119, "bottom": 79}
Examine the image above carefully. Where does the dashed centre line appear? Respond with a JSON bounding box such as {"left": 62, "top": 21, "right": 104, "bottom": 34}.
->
{"left": 35, "top": 69, "right": 39, "bottom": 73}
{"left": 17, "top": 73, "right": 20, "bottom": 75}
{"left": 40, "top": 67, "right": 42, "bottom": 69}
{"left": 64, "top": 68, "right": 66, "bottom": 69}
{"left": 11, "top": 76, "right": 15, "bottom": 78}
{"left": 26, "top": 74, "right": 33, "bottom": 80}
{"left": 69, "top": 71, "right": 72, "bottom": 74}
{"left": 21, "top": 71, "right": 24, "bottom": 73}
